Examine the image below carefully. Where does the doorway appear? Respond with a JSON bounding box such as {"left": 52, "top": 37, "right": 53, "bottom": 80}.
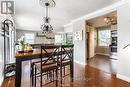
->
{"left": 86, "top": 11, "right": 117, "bottom": 74}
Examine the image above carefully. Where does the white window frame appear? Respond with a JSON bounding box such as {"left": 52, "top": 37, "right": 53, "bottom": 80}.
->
{"left": 54, "top": 33, "right": 63, "bottom": 44}
{"left": 98, "top": 29, "right": 111, "bottom": 47}
{"left": 24, "top": 33, "right": 35, "bottom": 44}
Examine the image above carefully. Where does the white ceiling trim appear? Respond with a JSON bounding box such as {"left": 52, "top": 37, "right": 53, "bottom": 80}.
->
{"left": 65, "top": 0, "right": 130, "bottom": 25}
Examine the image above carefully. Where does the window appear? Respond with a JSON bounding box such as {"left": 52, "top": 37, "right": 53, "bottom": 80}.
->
{"left": 25, "top": 33, "right": 35, "bottom": 44}
{"left": 55, "top": 34, "right": 63, "bottom": 44}
{"left": 66, "top": 33, "right": 73, "bottom": 44}
{"left": 98, "top": 29, "right": 111, "bottom": 46}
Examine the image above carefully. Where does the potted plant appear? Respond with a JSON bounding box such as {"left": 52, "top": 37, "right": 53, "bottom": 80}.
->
{"left": 17, "top": 36, "right": 25, "bottom": 51}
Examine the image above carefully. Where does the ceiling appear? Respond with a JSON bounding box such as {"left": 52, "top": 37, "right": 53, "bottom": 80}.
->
{"left": 15, "top": 0, "right": 119, "bottom": 31}
{"left": 87, "top": 11, "right": 117, "bottom": 27}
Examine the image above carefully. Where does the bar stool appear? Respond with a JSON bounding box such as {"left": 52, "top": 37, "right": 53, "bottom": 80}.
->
{"left": 32, "top": 45, "right": 60, "bottom": 87}
{"left": 58, "top": 45, "right": 74, "bottom": 85}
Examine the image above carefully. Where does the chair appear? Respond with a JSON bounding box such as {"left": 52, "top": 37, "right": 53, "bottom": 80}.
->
{"left": 59, "top": 45, "right": 74, "bottom": 85}
{"left": 32, "top": 45, "right": 60, "bottom": 87}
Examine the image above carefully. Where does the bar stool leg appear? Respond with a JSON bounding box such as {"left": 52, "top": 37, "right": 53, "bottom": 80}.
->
{"left": 31, "top": 64, "right": 34, "bottom": 86}
{"left": 40, "top": 71, "right": 42, "bottom": 87}
{"left": 60, "top": 66, "right": 63, "bottom": 87}
{"left": 53, "top": 70, "right": 55, "bottom": 82}
{"left": 34, "top": 67, "right": 37, "bottom": 87}
{"left": 46, "top": 72, "right": 48, "bottom": 81}
{"left": 56, "top": 68, "right": 58, "bottom": 87}
{"left": 63, "top": 66, "right": 65, "bottom": 76}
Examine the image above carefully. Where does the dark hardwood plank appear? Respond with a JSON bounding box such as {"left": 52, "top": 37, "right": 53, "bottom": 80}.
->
{"left": 88, "top": 55, "right": 117, "bottom": 74}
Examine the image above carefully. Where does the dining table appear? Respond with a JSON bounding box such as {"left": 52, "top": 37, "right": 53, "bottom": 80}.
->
{"left": 15, "top": 44, "right": 74, "bottom": 87}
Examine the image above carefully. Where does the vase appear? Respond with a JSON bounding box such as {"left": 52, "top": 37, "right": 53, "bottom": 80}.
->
{"left": 19, "top": 45, "right": 24, "bottom": 51}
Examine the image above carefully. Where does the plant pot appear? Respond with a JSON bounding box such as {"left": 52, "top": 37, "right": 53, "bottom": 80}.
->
{"left": 19, "top": 45, "right": 24, "bottom": 51}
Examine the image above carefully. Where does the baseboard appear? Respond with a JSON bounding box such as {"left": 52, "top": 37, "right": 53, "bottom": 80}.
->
{"left": 96, "top": 53, "right": 109, "bottom": 56}
{"left": 74, "top": 60, "right": 86, "bottom": 65}
{"left": 117, "top": 74, "right": 130, "bottom": 83}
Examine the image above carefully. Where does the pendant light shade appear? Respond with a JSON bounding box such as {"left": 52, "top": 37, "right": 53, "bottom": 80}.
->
{"left": 41, "top": 17, "right": 53, "bottom": 33}
{"left": 39, "top": 0, "right": 56, "bottom": 33}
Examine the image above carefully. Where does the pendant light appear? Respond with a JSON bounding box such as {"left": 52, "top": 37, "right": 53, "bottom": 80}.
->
{"left": 40, "top": 0, "right": 56, "bottom": 34}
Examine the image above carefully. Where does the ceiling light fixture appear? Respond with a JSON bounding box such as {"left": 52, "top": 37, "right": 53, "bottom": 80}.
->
{"left": 104, "top": 16, "right": 117, "bottom": 25}
{"left": 39, "top": 0, "right": 56, "bottom": 34}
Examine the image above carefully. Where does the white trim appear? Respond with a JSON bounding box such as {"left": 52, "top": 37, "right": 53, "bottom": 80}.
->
{"left": 96, "top": 53, "right": 110, "bottom": 56}
{"left": 74, "top": 60, "right": 86, "bottom": 66}
{"left": 72, "top": 0, "right": 130, "bottom": 22}
{"left": 64, "top": 0, "right": 130, "bottom": 25}
{"left": 117, "top": 74, "right": 130, "bottom": 83}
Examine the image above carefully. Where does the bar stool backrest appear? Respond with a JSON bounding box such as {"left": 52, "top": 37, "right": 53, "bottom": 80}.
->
{"left": 40, "top": 45, "right": 60, "bottom": 67}
{"left": 61, "top": 45, "right": 74, "bottom": 62}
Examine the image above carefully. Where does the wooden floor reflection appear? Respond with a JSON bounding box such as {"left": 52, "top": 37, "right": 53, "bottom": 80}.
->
{"left": 88, "top": 55, "right": 117, "bottom": 74}
{"left": 1, "top": 62, "right": 130, "bottom": 87}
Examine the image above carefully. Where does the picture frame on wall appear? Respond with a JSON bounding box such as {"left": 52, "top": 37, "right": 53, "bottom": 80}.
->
{"left": 74, "top": 30, "right": 83, "bottom": 40}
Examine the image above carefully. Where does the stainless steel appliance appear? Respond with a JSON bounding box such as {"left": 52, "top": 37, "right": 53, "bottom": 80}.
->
{"left": 110, "top": 30, "right": 117, "bottom": 59}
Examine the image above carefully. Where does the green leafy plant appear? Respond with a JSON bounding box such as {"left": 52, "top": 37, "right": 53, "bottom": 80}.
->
{"left": 66, "top": 39, "right": 73, "bottom": 45}
{"left": 17, "top": 36, "right": 25, "bottom": 46}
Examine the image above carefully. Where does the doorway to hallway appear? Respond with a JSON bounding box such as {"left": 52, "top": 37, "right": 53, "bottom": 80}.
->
{"left": 86, "top": 11, "right": 118, "bottom": 74}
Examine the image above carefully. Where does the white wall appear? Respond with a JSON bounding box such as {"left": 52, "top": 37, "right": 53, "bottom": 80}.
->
{"left": 72, "top": 19, "right": 86, "bottom": 65}
{"left": 64, "top": 24, "right": 73, "bottom": 33}
{"left": 117, "top": 1, "right": 130, "bottom": 82}
{"left": 63, "top": 0, "right": 130, "bottom": 82}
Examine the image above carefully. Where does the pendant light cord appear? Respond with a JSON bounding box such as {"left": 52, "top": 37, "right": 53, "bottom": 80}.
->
{"left": 46, "top": 3, "right": 49, "bottom": 18}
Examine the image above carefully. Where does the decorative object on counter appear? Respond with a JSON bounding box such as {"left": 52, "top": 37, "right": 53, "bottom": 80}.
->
{"left": 40, "top": 0, "right": 56, "bottom": 34}
{"left": 17, "top": 36, "right": 25, "bottom": 52}
{"left": 27, "top": 44, "right": 33, "bottom": 52}
{"left": 74, "top": 30, "right": 83, "bottom": 40}
{"left": 17, "top": 36, "right": 33, "bottom": 53}
{"left": 17, "top": 40, "right": 34, "bottom": 53}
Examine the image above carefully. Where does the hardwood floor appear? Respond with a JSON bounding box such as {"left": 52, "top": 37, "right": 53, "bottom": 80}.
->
{"left": 1, "top": 62, "right": 130, "bottom": 87}
{"left": 88, "top": 55, "right": 117, "bottom": 74}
